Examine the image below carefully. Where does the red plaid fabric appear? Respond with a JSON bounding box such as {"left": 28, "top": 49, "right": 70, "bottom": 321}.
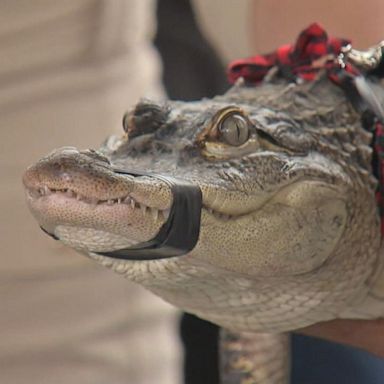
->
{"left": 228, "top": 23, "right": 356, "bottom": 84}
{"left": 228, "top": 23, "right": 384, "bottom": 236}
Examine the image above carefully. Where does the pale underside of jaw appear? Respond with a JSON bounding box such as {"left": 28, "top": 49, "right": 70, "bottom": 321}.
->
{"left": 55, "top": 225, "right": 142, "bottom": 253}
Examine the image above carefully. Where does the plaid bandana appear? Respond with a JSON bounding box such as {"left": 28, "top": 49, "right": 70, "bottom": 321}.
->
{"left": 228, "top": 23, "right": 384, "bottom": 235}
{"left": 228, "top": 23, "right": 359, "bottom": 84}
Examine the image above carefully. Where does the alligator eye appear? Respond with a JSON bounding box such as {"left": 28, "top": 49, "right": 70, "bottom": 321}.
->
{"left": 218, "top": 113, "right": 249, "bottom": 146}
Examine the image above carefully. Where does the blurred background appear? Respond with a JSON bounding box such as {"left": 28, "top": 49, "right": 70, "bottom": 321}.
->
{"left": 2, "top": 0, "right": 384, "bottom": 383}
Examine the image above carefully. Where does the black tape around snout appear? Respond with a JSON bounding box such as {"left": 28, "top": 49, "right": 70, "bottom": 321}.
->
{"left": 95, "top": 169, "right": 202, "bottom": 260}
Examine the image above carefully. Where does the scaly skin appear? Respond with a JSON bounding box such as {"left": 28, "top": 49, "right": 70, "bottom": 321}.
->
{"left": 23, "top": 75, "right": 384, "bottom": 383}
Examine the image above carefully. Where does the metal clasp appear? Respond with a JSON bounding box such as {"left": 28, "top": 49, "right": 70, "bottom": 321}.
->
{"left": 342, "top": 41, "right": 384, "bottom": 70}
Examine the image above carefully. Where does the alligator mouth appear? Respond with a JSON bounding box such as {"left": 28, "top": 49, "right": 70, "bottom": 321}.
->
{"left": 24, "top": 167, "right": 202, "bottom": 260}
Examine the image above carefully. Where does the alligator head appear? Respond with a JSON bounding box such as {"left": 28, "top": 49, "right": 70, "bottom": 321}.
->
{"left": 23, "top": 76, "right": 381, "bottom": 332}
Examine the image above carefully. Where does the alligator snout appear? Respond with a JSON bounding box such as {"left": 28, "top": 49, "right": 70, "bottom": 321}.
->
{"left": 23, "top": 146, "right": 176, "bottom": 254}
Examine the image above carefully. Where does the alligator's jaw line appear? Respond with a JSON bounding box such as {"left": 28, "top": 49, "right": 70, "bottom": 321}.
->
{"left": 25, "top": 174, "right": 343, "bottom": 230}
{"left": 26, "top": 182, "right": 240, "bottom": 223}
{"left": 26, "top": 185, "right": 171, "bottom": 221}
{"left": 26, "top": 184, "right": 275, "bottom": 225}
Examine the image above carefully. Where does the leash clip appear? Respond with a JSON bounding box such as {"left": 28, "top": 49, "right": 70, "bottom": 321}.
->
{"left": 342, "top": 41, "right": 384, "bottom": 71}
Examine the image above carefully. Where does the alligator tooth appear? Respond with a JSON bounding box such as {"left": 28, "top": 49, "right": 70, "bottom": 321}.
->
{"left": 39, "top": 188, "right": 45, "bottom": 196}
{"left": 66, "top": 189, "right": 74, "bottom": 198}
{"left": 124, "top": 196, "right": 131, "bottom": 204}
{"left": 43, "top": 185, "right": 51, "bottom": 195}
{"left": 117, "top": 198, "right": 122, "bottom": 204}
{"left": 163, "top": 209, "right": 170, "bottom": 220}
{"left": 107, "top": 199, "right": 114, "bottom": 205}
{"left": 76, "top": 194, "right": 82, "bottom": 201}
{"left": 151, "top": 208, "right": 159, "bottom": 221}
{"left": 140, "top": 204, "right": 147, "bottom": 215}
{"left": 130, "top": 199, "right": 135, "bottom": 209}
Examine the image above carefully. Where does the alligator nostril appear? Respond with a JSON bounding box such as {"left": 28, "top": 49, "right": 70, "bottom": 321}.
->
{"left": 123, "top": 100, "right": 169, "bottom": 138}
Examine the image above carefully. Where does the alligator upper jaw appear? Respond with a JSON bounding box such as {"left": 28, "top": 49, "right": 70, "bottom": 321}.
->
{"left": 22, "top": 147, "right": 173, "bottom": 210}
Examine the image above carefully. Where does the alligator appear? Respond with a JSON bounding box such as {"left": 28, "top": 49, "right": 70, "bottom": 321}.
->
{"left": 23, "top": 25, "right": 384, "bottom": 383}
